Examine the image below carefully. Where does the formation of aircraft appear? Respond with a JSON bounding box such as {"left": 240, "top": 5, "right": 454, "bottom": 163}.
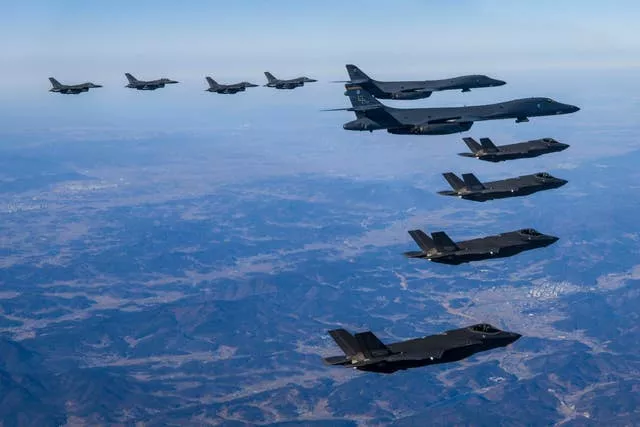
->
{"left": 323, "top": 64, "right": 580, "bottom": 373}
{"left": 47, "top": 71, "right": 317, "bottom": 94}
{"left": 324, "top": 324, "right": 521, "bottom": 373}
{"left": 47, "top": 65, "right": 580, "bottom": 373}
{"left": 438, "top": 171, "right": 568, "bottom": 202}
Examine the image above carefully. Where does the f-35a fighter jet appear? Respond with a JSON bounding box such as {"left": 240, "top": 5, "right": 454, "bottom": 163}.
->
{"left": 263, "top": 72, "right": 317, "bottom": 89}
{"left": 328, "top": 87, "right": 579, "bottom": 135}
{"left": 324, "top": 324, "right": 521, "bottom": 374}
{"left": 341, "top": 64, "right": 506, "bottom": 100}
{"left": 48, "top": 78, "right": 102, "bottom": 94}
{"left": 205, "top": 77, "right": 258, "bottom": 94}
{"left": 438, "top": 172, "right": 567, "bottom": 202}
{"left": 404, "top": 228, "right": 558, "bottom": 265}
{"left": 459, "top": 137, "right": 570, "bottom": 162}
{"left": 125, "top": 73, "right": 178, "bottom": 90}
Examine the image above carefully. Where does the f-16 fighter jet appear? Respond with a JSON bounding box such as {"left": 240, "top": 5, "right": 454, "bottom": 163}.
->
{"left": 459, "top": 137, "right": 570, "bottom": 162}
{"left": 48, "top": 78, "right": 102, "bottom": 94}
{"left": 263, "top": 72, "right": 317, "bottom": 89}
{"left": 204, "top": 77, "right": 258, "bottom": 94}
{"left": 404, "top": 228, "right": 558, "bottom": 265}
{"left": 125, "top": 73, "right": 178, "bottom": 90}
{"left": 324, "top": 324, "right": 521, "bottom": 374}
{"left": 340, "top": 64, "right": 506, "bottom": 100}
{"left": 438, "top": 172, "right": 567, "bottom": 202}
{"left": 328, "top": 87, "right": 579, "bottom": 135}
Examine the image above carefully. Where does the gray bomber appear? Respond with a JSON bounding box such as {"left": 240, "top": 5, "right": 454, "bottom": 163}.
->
{"left": 324, "top": 324, "right": 521, "bottom": 374}
{"left": 205, "top": 77, "right": 258, "bottom": 94}
{"left": 438, "top": 172, "right": 567, "bottom": 202}
{"left": 125, "top": 73, "right": 178, "bottom": 90}
{"left": 48, "top": 78, "right": 102, "bottom": 94}
{"left": 342, "top": 64, "right": 506, "bottom": 100}
{"left": 405, "top": 228, "right": 558, "bottom": 265}
{"left": 263, "top": 72, "right": 317, "bottom": 89}
{"left": 460, "top": 137, "right": 570, "bottom": 161}
{"left": 330, "top": 87, "right": 579, "bottom": 135}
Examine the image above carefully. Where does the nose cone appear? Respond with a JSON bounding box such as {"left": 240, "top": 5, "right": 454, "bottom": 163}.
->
{"left": 558, "top": 103, "right": 580, "bottom": 114}
{"left": 93, "top": 84, "right": 103, "bottom": 88}
{"left": 556, "top": 142, "right": 570, "bottom": 151}
{"left": 169, "top": 80, "right": 179, "bottom": 84}
{"left": 305, "top": 78, "right": 318, "bottom": 83}
{"left": 556, "top": 178, "right": 569, "bottom": 187}
{"left": 507, "top": 332, "right": 522, "bottom": 344}
{"left": 246, "top": 83, "right": 258, "bottom": 87}
{"left": 492, "top": 79, "right": 507, "bottom": 87}
{"left": 544, "top": 235, "right": 560, "bottom": 245}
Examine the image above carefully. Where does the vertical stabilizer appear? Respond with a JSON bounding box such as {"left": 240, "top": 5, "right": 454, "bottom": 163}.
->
{"left": 328, "top": 329, "right": 361, "bottom": 357}
{"left": 48, "top": 77, "right": 62, "bottom": 88}
{"left": 205, "top": 77, "right": 219, "bottom": 89}
{"left": 462, "top": 137, "right": 482, "bottom": 153}
{"left": 443, "top": 173, "right": 466, "bottom": 191}
{"left": 125, "top": 73, "right": 139, "bottom": 84}
{"left": 431, "top": 231, "right": 459, "bottom": 252}
{"left": 345, "top": 64, "right": 372, "bottom": 83}
{"left": 408, "top": 230, "right": 435, "bottom": 252}
{"left": 354, "top": 332, "right": 390, "bottom": 358}
{"left": 264, "top": 72, "right": 277, "bottom": 83}
{"left": 461, "top": 173, "right": 485, "bottom": 190}
{"left": 479, "top": 138, "right": 498, "bottom": 152}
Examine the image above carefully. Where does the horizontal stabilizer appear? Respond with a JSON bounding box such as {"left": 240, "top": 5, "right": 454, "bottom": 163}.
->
{"left": 461, "top": 173, "right": 484, "bottom": 190}
{"left": 328, "top": 329, "right": 360, "bottom": 357}
{"left": 431, "top": 231, "right": 459, "bottom": 252}
{"left": 354, "top": 331, "right": 390, "bottom": 358}
{"left": 323, "top": 355, "right": 350, "bottom": 366}
{"left": 408, "top": 229, "right": 435, "bottom": 252}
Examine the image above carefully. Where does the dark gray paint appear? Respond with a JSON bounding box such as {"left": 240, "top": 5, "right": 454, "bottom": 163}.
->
{"left": 48, "top": 77, "right": 102, "bottom": 94}
{"left": 324, "top": 324, "right": 521, "bottom": 374}
{"left": 439, "top": 172, "right": 568, "bottom": 201}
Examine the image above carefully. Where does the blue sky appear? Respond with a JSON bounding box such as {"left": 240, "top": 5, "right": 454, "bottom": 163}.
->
{"left": 2, "top": 0, "right": 639, "bottom": 89}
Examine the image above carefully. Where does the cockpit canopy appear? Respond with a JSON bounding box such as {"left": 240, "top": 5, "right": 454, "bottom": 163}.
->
{"left": 542, "top": 138, "right": 557, "bottom": 143}
{"left": 470, "top": 324, "right": 501, "bottom": 334}
{"left": 535, "top": 172, "right": 551, "bottom": 179}
{"left": 519, "top": 228, "right": 542, "bottom": 236}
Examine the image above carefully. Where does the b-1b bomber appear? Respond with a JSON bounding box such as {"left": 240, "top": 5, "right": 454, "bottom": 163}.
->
{"left": 324, "top": 324, "right": 521, "bottom": 374}
{"left": 341, "top": 64, "right": 506, "bottom": 100}
{"left": 459, "top": 137, "right": 569, "bottom": 162}
{"left": 438, "top": 172, "right": 567, "bottom": 202}
{"left": 405, "top": 228, "right": 558, "bottom": 265}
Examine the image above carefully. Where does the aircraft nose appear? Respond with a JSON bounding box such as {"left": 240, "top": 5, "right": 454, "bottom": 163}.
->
{"left": 510, "top": 333, "right": 522, "bottom": 342}
{"left": 493, "top": 79, "right": 507, "bottom": 86}
{"left": 557, "top": 178, "right": 569, "bottom": 186}
{"left": 566, "top": 104, "right": 580, "bottom": 113}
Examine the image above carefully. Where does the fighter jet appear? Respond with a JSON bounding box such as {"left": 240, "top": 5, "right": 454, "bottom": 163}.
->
{"left": 438, "top": 172, "right": 568, "bottom": 202}
{"left": 125, "top": 73, "right": 178, "bottom": 90}
{"left": 327, "top": 87, "right": 579, "bottom": 135}
{"left": 404, "top": 228, "right": 558, "bottom": 265}
{"left": 340, "top": 64, "right": 506, "bottom": 100}
{"left": 459, "top": 137, "right": 570, "bottom": 162}
{"left": 324, "top": 324, "right": 521, "bottom": 374}
{"left": 48, "top": 78, "right": 102, "bottom": 94}
{"left": 205, "top": 77, "right": 258, "bottom": 94}
{"left": 263, "top": 72, "right": 317, "bottom": 89}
